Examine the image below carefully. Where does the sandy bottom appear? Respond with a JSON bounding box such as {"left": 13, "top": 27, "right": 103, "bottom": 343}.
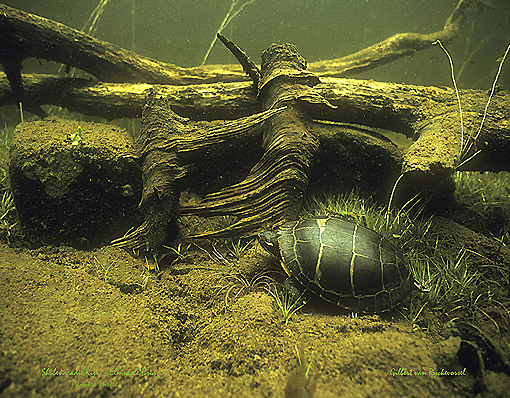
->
{"left": 0, "top": 241, "right": 507, "bottom": 398}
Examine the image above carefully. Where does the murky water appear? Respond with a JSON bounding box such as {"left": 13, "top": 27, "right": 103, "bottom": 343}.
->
{"left": 4, "top": 0, "right": 510, "bottom": 88}
{"left": 1, "top": 1, "right": 509, "bottom": 397}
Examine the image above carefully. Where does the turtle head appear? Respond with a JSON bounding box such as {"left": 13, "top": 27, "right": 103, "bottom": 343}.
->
{"left": 258, "top": 231, "right": 280, "bottom": 258}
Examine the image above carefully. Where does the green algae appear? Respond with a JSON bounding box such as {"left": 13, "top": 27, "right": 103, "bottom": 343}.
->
{"left": 21, "top": 151, "right": 83, "bottom": 198}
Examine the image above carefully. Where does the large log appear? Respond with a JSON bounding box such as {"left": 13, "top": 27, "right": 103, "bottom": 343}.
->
{"left": 0, "top": 72, "right": 257, "bottom": 120}
{"left": 0, "top": 4, "right": 246, "bottom": 86}
{"left": 2, "top": 72, "right": 508, "bottom": 175}
{"left": 111, "top": 43, "right": 406, "bottom": 245}
{"left": 315, "top": 78, "right": 510, "bottom": 177}
{"left": 0, "top": 0, "right": 477, "bottom": 90}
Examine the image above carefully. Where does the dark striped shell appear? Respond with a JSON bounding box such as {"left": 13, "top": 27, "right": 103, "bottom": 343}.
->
{"left": 259, "top": 217, "right": 414, "bottom": 312}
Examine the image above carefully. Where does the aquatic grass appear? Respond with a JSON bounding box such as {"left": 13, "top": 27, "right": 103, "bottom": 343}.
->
{"left": 294, "top": 344, "right": 314, "bottom": 379}
{"left": 409, "top": 246, "right": 510, "bottom": 333}
{"left": 0, "top": 190, "right": 16, "bottom": 239}
{"left": 134, "top": 270, "right": 149, "bottom": 290}
{"left": 194, "top": 241, "right": 232, "bottom": 273}
{"left": 425, "top": 249, "right": 482, "bottom": 308}
{"left": 452, "top": 171, "right": 510, "bottom": 240}
{"left": 93, "top": 256, "right": 112, "bottom": 283}
{"left": 267, "top": 285, "right": 307, "bottom": 325}
{"left": 303, "top": 191, "right": 369, "bottom": 223}
{"left": 0, "top": 123, "right": 15, "bottom": 188}
{"left": 205, "top": 214, "right": 238, "bottom": 238}
{"left": 284, "top": 342, "right": 316, "bottom": 398}
{"left": 218, "top": 214, "right": 238, "bottom": 229}
{"left": 200, "top": 0, "right": 257, "bottom": 66}
{"left": 202, "top": 215, "right": 255, "bottom": 261}
{"left": 215, "top": 271, "right": 274, "bottom": 308}
{"left": 454, "top": 171, "right": 510, "bottom": 208}
{"left": 396, "top": 300, "right": 428, "bottom": 331}
{"left": 164, "top": 243, "right": 191, "bottom": 267}
{"left": 228, "top": 238, "right": 254, "bottom": 260}
{"left": 0, "top": 122, "right": 17, "bottom": 240}
{"left": 0, "top": 191, "right": 14, "bottom": 220}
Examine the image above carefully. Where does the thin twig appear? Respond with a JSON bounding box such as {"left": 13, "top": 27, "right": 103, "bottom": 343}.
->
{"left": 433, "top": 39, "right": 464, "bottom": 158}
{"left": 200, "top": 0, "right": 256, "bottom": 66}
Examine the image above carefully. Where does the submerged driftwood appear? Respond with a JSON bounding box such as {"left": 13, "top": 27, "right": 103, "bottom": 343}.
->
{"left": 184, "top": 43, "right": 330, "bottom": 237}
{"left": 1, "top": 1, "right": 509, "bottom": 247}
{"left": 113, "top": 42, "right": 405, "bottom": 249}
{"left": 111, "top": 97, "right": 285, "bottom": 250}
{"left": 1, "top": 71, "right": 508, "bottom": 178}
{"left": 0, "top": 0, "right": 477, "bottom": 86}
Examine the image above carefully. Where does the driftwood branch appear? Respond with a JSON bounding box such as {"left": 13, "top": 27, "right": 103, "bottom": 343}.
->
{"left": 111, "top": 94, "right": 286, "bottom": 250}
{"left": 0, "top": 0, "right": 478, "bottom": 92}
{"left": 309, "top": 0, "right": 477, "bottom": 77}
{"left": 2, "top": 71, "right": 508, "bottom": 175}
{"left": 0, "top": 4, "right": 246, "bottom": 86}
{"left": 183, "top": 43, "right": 324, "bottom": 237}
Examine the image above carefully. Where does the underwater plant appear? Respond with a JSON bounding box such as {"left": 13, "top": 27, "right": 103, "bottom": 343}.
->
{"left": 0, "top": 191, "right": 14, "bottom": 218}
{"left": 266, "top": 284, "right": 307, "bottom": 325}
{"left": 418, "top": 247, "right": 509, "bottom": 333}
{"left": 200, "top": 0, "right": 256, "bottom": 66}
{"left": 216, "top": 270, "right": 274, "bottom": 308}
{"left": 93, "top": 255, "right": 112, "bottom": 283}
{"left": 0, "top": 190, "right": 16, "bottom": 239}
{"left": 452, "top": 171, "right": 510, "bottom": 238}
{"left": 0, "top": 123, "right": 14, "bottom": 188}
{"left": 227, "top": 238, "right": 254, "bottom": 261}
{"left": 164, "top": 243, "right": 191, "bottom": 267}
{"left": 284, "top": 342, "right": 316, "bottom": 398}
{"left": 69, "top": 126, "right": 82, "bottom": 146}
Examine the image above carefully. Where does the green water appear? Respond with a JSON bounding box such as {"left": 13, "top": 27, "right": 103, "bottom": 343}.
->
{"left": 4, "top": 0, "right": 510, "bottom": 89}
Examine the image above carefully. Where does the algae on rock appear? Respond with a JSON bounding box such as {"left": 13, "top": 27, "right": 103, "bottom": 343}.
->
{"left": 21, "top": 151, "right": 83, "bottom": 198}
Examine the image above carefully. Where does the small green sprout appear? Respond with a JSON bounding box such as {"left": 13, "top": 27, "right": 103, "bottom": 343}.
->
{"left": 295, "top": 344, "right": 314, "bottom": 379}
{"left": 164, "top": 243, "right": 190, "bottom": 266}
{"left": 70, "top": 126, "right": 82, "bottom": 146}
{"left": 284, "top": 342, "right": 316, "bottom": 397}
{"left": 268, "top": 286, "right": 307, "bottom": 325}
{"left": 228, "top": 239, "right": 254, "bottom": 260}
{"left": 0, "top": 191, "right": 14, "bottom": 220}
{"left": 94, "top": 256, "right": 111, "bottom": 282}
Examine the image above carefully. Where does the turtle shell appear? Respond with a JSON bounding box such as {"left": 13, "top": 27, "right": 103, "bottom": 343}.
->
{"left": 267, "top": 217, "right": 414, "bottom": 312}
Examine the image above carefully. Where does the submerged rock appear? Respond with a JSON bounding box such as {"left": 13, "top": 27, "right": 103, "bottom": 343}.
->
{"left": 9, "top": 119, "right": 142, "bottom": 248}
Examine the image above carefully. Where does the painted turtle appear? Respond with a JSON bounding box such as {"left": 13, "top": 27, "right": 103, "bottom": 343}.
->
{"left": 258, "top": 217, "right": 415, "bottom": 312}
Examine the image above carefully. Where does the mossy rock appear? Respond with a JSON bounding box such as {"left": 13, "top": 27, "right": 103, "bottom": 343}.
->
{"left": 9, "top": 119, "right": 142, "bottom": 248}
